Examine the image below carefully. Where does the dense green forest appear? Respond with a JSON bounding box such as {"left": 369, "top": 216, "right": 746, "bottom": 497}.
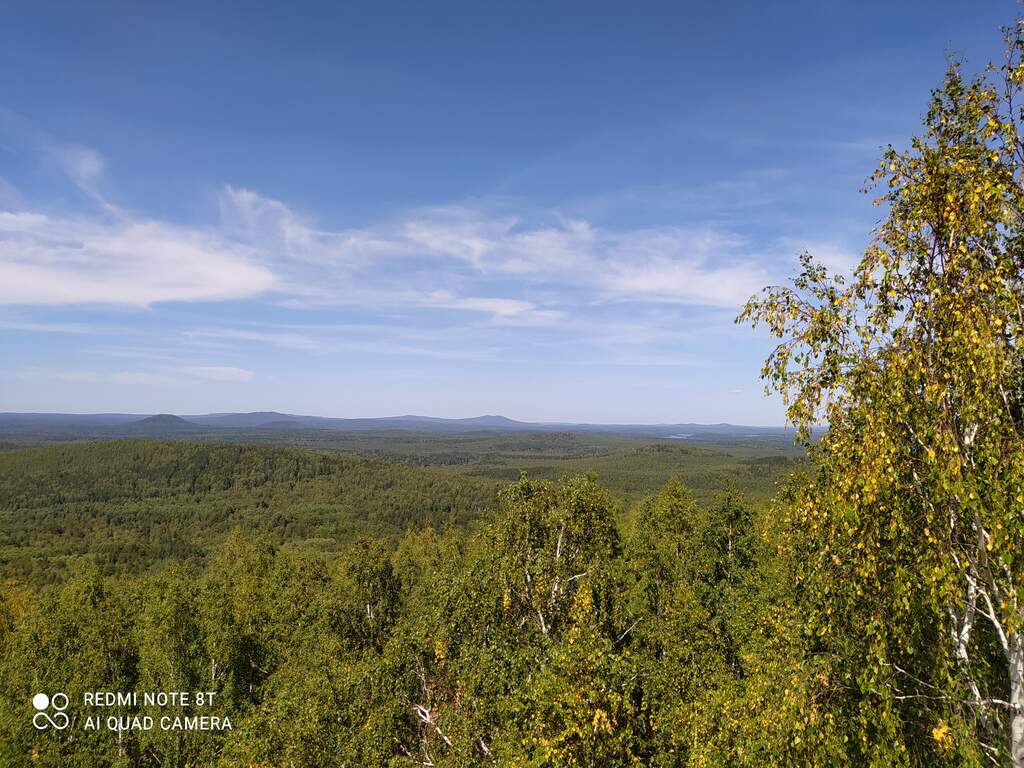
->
{"left": 0, "top": 438, "right": 797, "bottom": 767}
{"left": 0, "top": 441, "right": 500, "bottom": 584}
{"left": 0, "top": 439, "right": 797, "bottom": 585}
{"left": 0, "top": 428, "right": 801, "bottom": 503}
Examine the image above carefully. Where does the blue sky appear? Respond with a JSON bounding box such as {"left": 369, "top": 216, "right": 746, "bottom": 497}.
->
{"left": 0, "top": 1, "right": 1014, "bottom": 423}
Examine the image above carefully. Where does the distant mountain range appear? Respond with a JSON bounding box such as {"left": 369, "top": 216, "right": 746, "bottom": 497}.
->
{"left": 0, "top": 411, "right": 795, "bottom": 442}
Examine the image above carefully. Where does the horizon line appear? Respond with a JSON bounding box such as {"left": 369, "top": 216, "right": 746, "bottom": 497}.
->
{"left": 0, "top": 410, "right": 795, "bottom": 430}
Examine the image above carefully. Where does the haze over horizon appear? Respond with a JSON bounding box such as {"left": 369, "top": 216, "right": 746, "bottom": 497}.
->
{"left": 0, "top": 409, "right": 792, "bottom": 428}
{"left": 0, "top": 1, "right": 1011, "bottom": 424}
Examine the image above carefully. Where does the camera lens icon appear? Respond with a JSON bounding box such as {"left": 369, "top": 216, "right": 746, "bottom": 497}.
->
{"left": 32, "top": 692, "right": 69, "bottom": 730}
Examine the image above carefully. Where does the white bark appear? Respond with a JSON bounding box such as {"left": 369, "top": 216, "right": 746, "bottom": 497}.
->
{"left": 1009, "top": 633, "right": 1024, "bottom": 768}
{"left": 413, "top": 704, "right": 453, "bottom": 747}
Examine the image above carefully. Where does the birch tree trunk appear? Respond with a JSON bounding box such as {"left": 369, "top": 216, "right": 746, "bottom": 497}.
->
{"left": 1010, "top": 633, "right": 1024, "bottom": 768}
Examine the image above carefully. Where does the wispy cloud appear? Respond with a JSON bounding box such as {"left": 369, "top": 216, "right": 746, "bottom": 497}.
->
{"left": 601, "top": 253, "right": 767, "bottom": 307}
{"left": 0, "top": 136, "right": 822, "bottom": 382}
{"left": 0, "top": 121, "right": 799, "bottom": 321}
{"left": 180, "top": 366, "right": 254, "bottom": 382}
{"left": 0, "top": 319, "right": 107, "bottom": 334}
{"left": 0, "top": 210, "right": 276, "bottom": 306}
{"left": 44, "top": 143, "right": 105, "bottom": 195}
{"left": 16, "top": 365, "right": 255, "bottom": 385}
{"left": 183, "top": 327, "right": 321, "bottom": 351}
{"left": 219, "top": 189, "right": 775, "bottom": 312}
{"left": 0, "top": 176, "right": 22, "bottom": 208}
{"left": 777, "top": 237, "right": 860, "bottom": 274}
{"left": 21, "top": 368, "right": 172, "bottom": 385}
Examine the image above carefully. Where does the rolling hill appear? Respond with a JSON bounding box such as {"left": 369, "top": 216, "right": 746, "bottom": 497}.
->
{"left": 0, "top": 410, "right": 800, "bottom": 443}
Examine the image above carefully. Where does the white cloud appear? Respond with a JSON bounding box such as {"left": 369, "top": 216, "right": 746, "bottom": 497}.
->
{"left": 0, "top": 319, "right": 105, "bottom": 334}
{"left": 111, "top": 371, "right": 169, "bottom": 385}
{"left": 217, "top": 189, "right": 773, "bottom": 313}
{"left": 184, "top": 327, "right": 320, "bottom": 350}
{"left": 1, "top": 167, "right": 793, "bottom": 317}
{"left": 0, "top": 176, "right": 22, "bottom": 208}
{"left": 0, "top": 211, "right": 276, "bottom": 306}
{"left": 181, "top": 366, "right": 254, "bottom": 382}
{"left": 784, "top": 238, "right": 860, "bottom": 275}
{"left": 17, "top": 365, "right": 254, "bottom": 385}
{"left": 438, "top": 296, "right": 532, "bottom": 316}
{"left": 220, "top": 185, "right": 398, "bottom": 266}
{"left": 602, "top": 256, "right": 768, "bottom": 307}
{"left": 422, "top": 292, "right": 541, "bottom": 318}
{"left": 46, "top": 144, "right": 105, "bottom": 187}
{"left": 400, "top": 208, "right": 520, "bottom": 269}
{"left": 39, "top": 369, "right": 171, "bottom": 385}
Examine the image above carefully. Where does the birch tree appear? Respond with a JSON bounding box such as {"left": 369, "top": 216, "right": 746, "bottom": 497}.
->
{"left": 740, "top": 21, "right": 1024, "bottom": 765}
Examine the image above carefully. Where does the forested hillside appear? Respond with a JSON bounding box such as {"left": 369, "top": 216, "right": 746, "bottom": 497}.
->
{"left": 0, "top": 428, "right": 802, "bottom": 505}
{"left": 0, "top": 439, "right": 799, "bottom": 586}
{"left": 0, "top": 430, "right": 981, "bottom": 767}
{"left": 0, "top": 470, "right": 787, "bottom": 767}
{"left": 0, "top": 435, "right": 818, "bottom": 766}
{"left": 0, "top": 442, "right": 500, "bottom": 584}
